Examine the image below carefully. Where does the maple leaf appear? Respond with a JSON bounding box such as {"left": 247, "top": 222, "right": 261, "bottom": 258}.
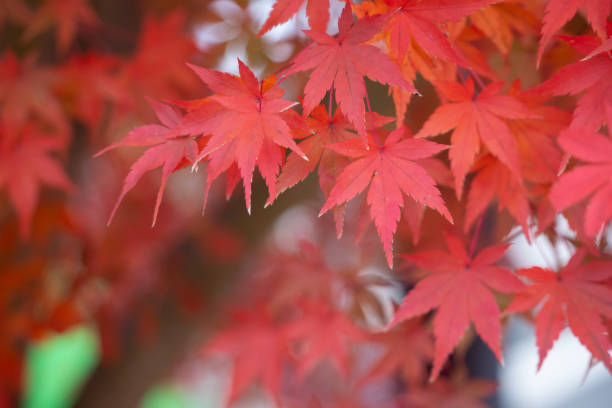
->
{"left": 319, "top": 126, "right": 452, "bottom": 268}
{"left": 0, "top": 123, "right": 73, "bottom": 238}
{"left": 202, "top": 307, "right": 292, "bottom": 406}
{"left": 256, "top": 240, "right": 395, "bottom": 326}
{"left": 118, "top": 12, "right": 200, "bottom": 114}
{"left": 352, "top": 1, "right": 470, "bottom": 124}
{"left": 446, "top": 19, "right": 498, "bottom": 80}
{"left": 258, "top": 0, "right": 330, "bottom": 35}
{"left": 390, "top": 45, "right": 458, "bottom": 125}
{"left": 535, "top": 37, "right": 612, "bottom": 131}
{"left": 390, "top": 234, "right": 524, "bottom": 381}
{"left": 401, "top": 155, "right": 454, "bottom": 245}
{"left": 360, "top": 319, "right": 433, "bottom": 387}
{"left": 271, "top": 105, "right": 393, "bottom": 237}
{"left": 501, "top": 81, "right": 567, "bottom": 232}
{"left": 507, "top": 82, "right": 568, "bottom": 184}
{"left": 505, "top": 249, "right": 612, "bottom": 372}
{"left": 0, "top": 52, "right": 68, "bottom": 138}
{"left": 95, "top": 99, "right": 197, "bottom": 226}
{"left": 56, "top": 53, "right": 125, "bottom": 130}
{"left": 537, "top": 0, "right": 610, "bottom": 64}
{"left": 465, "top": 155, "right": 530, "bottom": 237}
{"left": 286, "top": 302, "right": 364, "bottom": 378}
{"left": 248, "top": 240, "right": 338, "bottom": 308}
{"left": 277, "top": 107, "right": 351, "bottom": 236}
{"left": 469, "top": 2, "right": 539, "bottom": 56}
{"left": 416, "top": 77, "right": 532, "bottom": 197}
{"left": 549, "top": 127, "right": 612, "bottom": 237}
{"left": 22, "top": 0, "right": 99, "bottom": 52}
{"left": 286, "top": 1, "right": 416, "bottom": 142}
{"left": 360, "top": 0, "right": 497, "bottom": 63}
{"left": 173, "top": 60, "right": 308, "bottom": 214}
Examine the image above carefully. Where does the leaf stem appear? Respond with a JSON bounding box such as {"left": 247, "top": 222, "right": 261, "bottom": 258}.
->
{"left": 365, "top": 89, "right": 382, "bottom": 148}
{"left": 469, "top": 69, "right": 486, "bottom": 90}
{"left": 469, "top": 214, "right": 485, "bottom": 259}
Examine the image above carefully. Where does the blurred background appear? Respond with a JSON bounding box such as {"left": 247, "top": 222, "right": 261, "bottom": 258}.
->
{"left": 1, "top": 0, "right": 611, "bottom": 407}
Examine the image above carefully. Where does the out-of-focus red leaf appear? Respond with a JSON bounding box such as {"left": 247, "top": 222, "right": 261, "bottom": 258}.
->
{"left": 23, "top": 0, "right": 99, "bottom": 52}
{"left": 0, "top": 124, "right": 72, "bottom": 238}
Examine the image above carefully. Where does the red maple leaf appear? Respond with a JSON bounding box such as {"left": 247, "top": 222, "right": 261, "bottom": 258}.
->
{"left": 286, "top": 302, "right": 364, "bottom": 378}
{"left": 0, "top": 123, "right": 73, "bottom": 238}
{"left": 56, "top": 53, "right": 125, "bottom": 130}
{"left": 286, "top": 1, "right": 415, "bottom": 142}
{"left": 390, "top": 234, "right": 524, "bottom": 381}
{"left": 360, "top": 318, "right": 433, "bottom": 387}
{"left": 319, "top": 126, "right": 452, "bottom": 268}
{"left": 505, "top": 249, "right": 612, "bottom": 373}
{"left": 402, "top": 154, "right": 454, "bottom": 245}
{"left": 272, "top": 106, "right": 355, "bottom": 198}
{"left": 536, "top": 36, "right": 612, "bottom": 131}
{"left": 118, "top": 12, "right": 200, "bottom": 115}
{"left": 469, "top": 3, "right": 539, "bottom": 57}
{"left": 22, "top": 0, "right": 99, "bottom": 52}
{"left": 549, "top": 127, "right": 612, "bottom": 237}
{"left": 416, "top": 77, "right": 532, "bottom": 197}
{"left": 537, "top": 0, "right": 610, "bottom": 64}
{"left": 271, "top": 105, "right": 393, "bottom": 237}
{"left": 465, "top": 155, "right": 530, "bottom": 237}
{"left": 0, "top": 52, "right": 68, "bottom": 138}
{"left": 258, "top": 0, "right": 330, "bottom": 35}
{"left": 95, "top": 99, "right": 198, "bottom": 226}
{"left": 361, "top": 0, "right": 497, "bottom": 63}
{"left": 446, "top": 19, "right": 498, "bottom": 80}
{"left": 175, "top": 60, "right": 308, "bottom": 214}
{"left": 507, "top": 81, "right": 568, "bottom": 185}
{"left": 202, "top": 307, "right": 292, "bottom": 406}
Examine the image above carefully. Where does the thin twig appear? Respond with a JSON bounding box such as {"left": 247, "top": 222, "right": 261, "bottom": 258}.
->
{"left": 470, "top": 69, "right": 486, "bottom": 90}
{"left": 469, "top": 214, "right": 485, "bottom": 259}
{"left": 365, "top": 90, "right": 381, "bottom": 147}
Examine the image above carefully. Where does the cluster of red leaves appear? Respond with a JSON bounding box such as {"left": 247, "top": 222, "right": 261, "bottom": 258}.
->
{"left": 98, "top": 0, "right": 612, "bottom": 400}
{"left": 0, "top": 1, "right": 244, "bottom": 403}
{"left": 4, "top": 0, "right": 612, "bottom": 406}
{"left": 201, "top": 240, "right": 496, "bottom": 407}
{"left": 0, "top": 8, "right": 201, "bottom": 236}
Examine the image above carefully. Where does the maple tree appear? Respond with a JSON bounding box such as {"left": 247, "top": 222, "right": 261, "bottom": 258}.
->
{"left": 2, "top": 0, "right": 612, "bottom": 407}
